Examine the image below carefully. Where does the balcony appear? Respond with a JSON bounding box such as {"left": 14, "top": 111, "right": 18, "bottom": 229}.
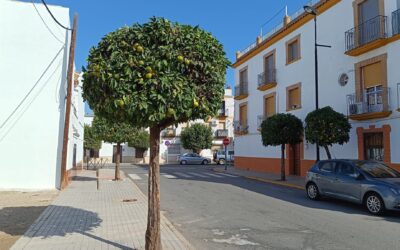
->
{"left": 234, "top": 121, "right": 248, "bottom": 135}
{"left": 345, "top": 15, "right": 388, "bottom": 56}
{"left": 393, "top": 9, "right": 400, "bottom": 36}
{"left": 347, "top": 87, "right": 391, "bottom": 120}
{"left": 234, "top": 82, "right": 249, "bottom": 100}
{"left": 161, "top": 127, "right": 176, "bottom": 137}
{"left": 215, "top": 129, "right": 229, "bottom": 138}
{"left": 257, "top": 69, "right": 277, "bottom": 91}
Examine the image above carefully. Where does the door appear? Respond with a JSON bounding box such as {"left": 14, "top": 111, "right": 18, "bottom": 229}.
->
{"left": 358, "top": 0, "right": 380, "bottom": 44}
{"left": 72, "top": 144, "right": 77, "bottom": 168}
{"left": 316, "top": 161, "right": 338, "bottom": 196}
{"left": 288, "top": 144, "right": 301, "bottom": 176}
{"left": 112, "top": 145, "right": 122, "bottom": 163}
{"left": 364, "top": 132, "right": 384, "bottom": 161}
{"left": 332, "top": 162, "right": 362, "bottom": 202}
{"left": 264, "top": 54, "right": 274, "bottom": 83}
{"left": 192, "top": 153, "right": 203, "bottom": 164}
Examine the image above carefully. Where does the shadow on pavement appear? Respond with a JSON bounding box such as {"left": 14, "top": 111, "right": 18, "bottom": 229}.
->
{"left": 130, "top": 164, "right": 400, "bottom": 223}
{"left": 3, "top": 205, "right": 134, "bottom": 250}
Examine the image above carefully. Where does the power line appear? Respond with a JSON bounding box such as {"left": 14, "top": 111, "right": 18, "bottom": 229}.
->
{"left": 40, "top": 0, "right": 72, "bottom": 31}
{"left": 31, "top": 0, "right": 64, "bottom": 44}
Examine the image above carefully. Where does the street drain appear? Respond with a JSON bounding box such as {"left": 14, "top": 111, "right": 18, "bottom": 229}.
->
{"left": 122, "top": 198, "right": 137, "bottom": 202}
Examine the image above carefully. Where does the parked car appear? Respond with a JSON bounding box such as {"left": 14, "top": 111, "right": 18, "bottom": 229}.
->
{"left": 213, "top": 150, "right": 234, "bottom": 165}
{"left": 305, "top": 160, "right": 400, "bottom": 215}
{"left": 178, "top": 153, "right": 210, "bottom": 165}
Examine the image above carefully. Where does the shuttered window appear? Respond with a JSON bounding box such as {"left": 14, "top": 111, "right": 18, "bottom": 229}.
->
{"left": 288, "top": 87, "right": 300, "bottom": 110}
{"left": 239, "top": 104, "right": 247, "bottom": 126}
{"left": 362, "top": 62, "right": 383, "bottom": 88}
{"left": 264, "top": 95, "right": 276, "bottom": 118}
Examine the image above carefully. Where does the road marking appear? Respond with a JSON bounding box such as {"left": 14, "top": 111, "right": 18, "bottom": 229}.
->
{"left": 203, "top": 173, "right": 223, "bottom": 178}
{"left": 163, "top": 174, "right": 177, "bottom": 179}
{"left": 173, "top": 172, "right": 191, "bottom": 178}
{"left": 128, "top": 174, "right": 142, "bottom": 180}
{"left": 188, "top": 172, "right": 208, "bottom": 178}
{"left": 144, "top": 173, "right": 148, "bottom": 176}
{"left": 217, "top": 173, "right": 238, "bottom": 178}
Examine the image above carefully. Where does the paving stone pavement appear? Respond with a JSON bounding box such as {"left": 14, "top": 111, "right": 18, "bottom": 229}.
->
{"left": 11, "top": 169, "right": 193, "bottom": 250}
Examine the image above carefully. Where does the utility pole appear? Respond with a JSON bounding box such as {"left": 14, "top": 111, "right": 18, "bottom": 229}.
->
{"left": 60, "top": 13, "right": 78, "bottom": 190}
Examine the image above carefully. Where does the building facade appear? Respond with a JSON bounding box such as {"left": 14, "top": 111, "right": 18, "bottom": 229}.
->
{"left": 0, "top": 0, "right": 83, "bottom": 189}
{"left": 160, "top": 88, "right": 235, "bottom": 163}
{"left": 233, "top": 0, "right": 400, "bottom": 176}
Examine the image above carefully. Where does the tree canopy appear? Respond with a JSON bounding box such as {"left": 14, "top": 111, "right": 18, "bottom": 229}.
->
{"left": 91, "top": 116, "right": 139, "bottom": 144}
{"left": 82, "top": 17, "right": 230, "bottom": 129}
{"left": 181, "top": 123, "right": 213, "bottom": 153}
{"left": 84, "top": 124, "right": 101, "bottom": 150}
{"left": 261, "top": 113, "right": 304, "bottom": 147}
{"left": 305, "top": 106, "right": 352, "bottom": 159}
{"left": 128, "top": 130, "right": 150, "bottom": 150}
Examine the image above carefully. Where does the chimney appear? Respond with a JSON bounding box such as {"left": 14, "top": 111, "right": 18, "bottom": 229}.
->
{"left": 256, "top": 36, "right": 262, "bottom": 45}
{"left": 236, "top": 51, "right": 241, "bottom": 59}
{"left": 283, "top": 6, "right": 291, "bottom": 26}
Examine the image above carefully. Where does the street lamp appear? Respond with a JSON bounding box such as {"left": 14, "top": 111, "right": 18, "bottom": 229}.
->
{"left": 303, "top": 5, "right": 331, "bottom": 162}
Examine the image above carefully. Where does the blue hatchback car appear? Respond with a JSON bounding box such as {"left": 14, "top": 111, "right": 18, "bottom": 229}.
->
{"left": 305, "top": 160, "right": 400, "bottom": 215}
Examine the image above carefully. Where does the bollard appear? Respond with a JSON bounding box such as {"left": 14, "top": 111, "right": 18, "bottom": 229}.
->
{"left": 96, "top": 168, "right": 99, "bottom": 190}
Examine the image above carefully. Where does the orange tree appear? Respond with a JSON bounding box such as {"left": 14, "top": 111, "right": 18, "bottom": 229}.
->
{"left": 91, "top": 116, "right": 138, "bottom": 180}
{"left": 82, "top": 17, "right": 229, "bottom": 249}
{"left": 260, "top": 114, "right": 303, "bottom": 181}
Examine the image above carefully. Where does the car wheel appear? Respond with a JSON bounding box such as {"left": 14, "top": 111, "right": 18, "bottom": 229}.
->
{"left": 365, "top": 192, "right": 385, "bottom": 215}
{"left": 201, "top": 160, "right": 208, "bottom": 165}
{"left": 180, "top": 160, "right": 187, "bottom": 165}
{"left": 219, "top": 159, "right": 225, "bottom": 165}
{"left": 306, "top": 182, "right": 320, "bottom": 200}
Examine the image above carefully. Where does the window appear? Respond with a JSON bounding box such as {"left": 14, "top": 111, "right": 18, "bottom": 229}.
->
{"left": 336, "top": 163, "right": 356, "bottom": 177}
{"left": 286, "top": 35, "right": 301, "bottom": 64}
{"left": 319, "top": 162, "right": 335, "bottom": 173}
{"left": 286, "top": 83, "right": 301, "bottom": 111}
{"left": 364, "top": 132, "right": 384, "bottom": 161}
{"left": 263, "top": 50, "right": 275, "bottom": 83}
{"left": 264, "top": 93, "right": 276, "bottom": 118}
{"left": 168, "top": 144, "right": 181, "bottom": 154}
{"left": 239, "top": 68, "right": 248, "bottom": 86}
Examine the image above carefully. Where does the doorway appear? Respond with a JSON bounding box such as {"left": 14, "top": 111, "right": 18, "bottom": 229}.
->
{"left": 112, "top": 145, "right": 123, "bottom": 163}
{"left": 72, "top": 144, "right": 77, "bottom": 168}
{"left": 288, "top": 143, "right": 301, "bottom": 176}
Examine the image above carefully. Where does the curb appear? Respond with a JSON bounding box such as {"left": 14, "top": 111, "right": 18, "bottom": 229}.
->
{"left": 212, "top": 167, "right": 305, "bottom": 190}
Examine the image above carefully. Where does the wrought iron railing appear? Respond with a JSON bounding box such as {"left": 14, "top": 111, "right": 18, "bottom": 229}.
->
{"left": 393, "top": 9, "right": 400, "bottom": 36}
{"left": 257, "top": 115, "right": 266, "bottom": 130}
{"left": 347, "top": 87, "right": 390, "bottom": 116}
{"left": 345, "top": 15, "right": 387, "bottom": 52}
{"left": 234, "top": 81, "right": 249, "bottom": 97}
{"left": 233, "top": 121, "right": 248, "bottom": 135}
{"left": 258, "top": 68, "right": 276, "bottom": 87}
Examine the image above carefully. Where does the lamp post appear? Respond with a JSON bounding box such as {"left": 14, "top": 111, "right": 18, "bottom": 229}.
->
{"left": 304, "top": 5, "right": 331, "bottom": 162}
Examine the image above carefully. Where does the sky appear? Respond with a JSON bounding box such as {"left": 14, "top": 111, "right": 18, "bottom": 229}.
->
{"left": 30, "top": 0, "right": 309, "bottom": 112}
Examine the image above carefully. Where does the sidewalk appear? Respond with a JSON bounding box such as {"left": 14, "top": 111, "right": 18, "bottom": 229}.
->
{"left": 212, "top": 166, "right": 306, "bottom": 190}
{"left": 12, "top": 169, "right": 192, "bottom": 250}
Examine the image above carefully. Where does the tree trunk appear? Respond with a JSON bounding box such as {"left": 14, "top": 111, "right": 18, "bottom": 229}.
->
{"left": 280, "top": 144, "right": 286, "bottom": 181}
{"left": 324, "top": 145, "right": 332, "bottom": 159}
{"left": 115, "top": 142, "right": 121, "bottom": 180}
{"left": 145, "top": 126, "right": 161, "bottom": 250}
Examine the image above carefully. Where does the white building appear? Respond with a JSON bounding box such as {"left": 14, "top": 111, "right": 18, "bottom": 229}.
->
{"left": 160, "top": 88, "right": 235, "bottom": 163}
{"left": 0, "top": 0, "right": 84, "bottom": 190}
{"left": 233, "top": 0, "right": 400, "bottom": 176}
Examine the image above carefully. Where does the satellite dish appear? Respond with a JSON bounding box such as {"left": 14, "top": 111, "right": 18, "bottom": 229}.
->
{"left": 338, "top": 73, "right": 349, "bottom": 86}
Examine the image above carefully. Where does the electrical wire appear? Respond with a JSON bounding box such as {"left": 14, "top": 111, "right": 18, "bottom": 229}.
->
{"left": 40, "top": 0, "right": 72, "bottom": 31}
{"left": 31, "top": 0, "right": 64, "bottom": 44}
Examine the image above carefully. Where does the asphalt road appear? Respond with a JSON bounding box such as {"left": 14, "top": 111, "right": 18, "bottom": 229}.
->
{"left": 122, "top": 164, "right": 400, "bottom": 250}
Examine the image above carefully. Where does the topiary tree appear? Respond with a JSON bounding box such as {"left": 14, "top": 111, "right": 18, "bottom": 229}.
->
{"left": 82, "top": 17, "right": 230, "bottom": 249}
{"left": 128, "top": 130, "right": 150, "bottom": 163}
{"left": 181, "top": 123, "right": 213, "bottom": 153}
{"left": 305, "top": 106, "right": 352, "bottom": 159}
{"left": 261, "top": 113, "right": 303, "bottom": 181}
{"left": 91, "top": 116, "right": 139, "bottom": 180}
{"left": 84, "top": 124, "right": 102, "bottom": 151}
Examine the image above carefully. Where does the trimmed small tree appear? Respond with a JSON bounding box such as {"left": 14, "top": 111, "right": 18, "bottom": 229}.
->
{"left": 82, "top": 17, "right": 229, "bottom": 249}
{"left": 91, "top": 116, "right": 138, "bottom": 180}
{"left": 260, "top": 113, "right": 304, "bottom": 181}
{"left": 305, "top": 106, "right": 352, "bottom": 159}
{"left": 181, "top": 123, "right": 213, "bottom": 153}
{"left": 84, "top": 124, "right": 102, "bottom": 151}
{"left": 128, "top": 130, "right": 150, "bottom": 163}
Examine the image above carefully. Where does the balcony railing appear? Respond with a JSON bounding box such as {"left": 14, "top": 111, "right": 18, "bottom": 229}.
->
{"left": 161, "top": 128, "right": 176, "bottom": 137}
{"left": 234, "top": 121, "right": 248, "bottom": 135}
{"left": 215, "top": 129, "right": 229, "bottom": 138}
{"left": 234, "top": 81, "right": 249, "bottom": 100}
{"left": 393, "top": 9, "right": 400, "bottom": 36}
{"left": 258, "top": 69, "right": 277, "bottom": 88}
{"left": 345, "top": 15, "right": 387, "bottom": 52}
{"left": 347, "top": 87, "right": 391, "bottom": 120}
{"left": 257, "top": 115, "right": 266, "bottom": 130}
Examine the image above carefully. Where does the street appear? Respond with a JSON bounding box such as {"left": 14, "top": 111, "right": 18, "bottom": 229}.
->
{"left": 123, "top": 164, "right": 400, "bottom": 250}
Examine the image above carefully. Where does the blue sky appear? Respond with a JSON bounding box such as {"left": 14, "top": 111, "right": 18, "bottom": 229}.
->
{"left": 31, "top": 0, "right": 308, "bottom": 112}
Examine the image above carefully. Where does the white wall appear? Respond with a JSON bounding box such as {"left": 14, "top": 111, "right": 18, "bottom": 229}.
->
{"left": 0, "top": 0, "right": 71, "bottom": 189}
{"left": 234, "top": 0, "right": 400, "bottom": 163}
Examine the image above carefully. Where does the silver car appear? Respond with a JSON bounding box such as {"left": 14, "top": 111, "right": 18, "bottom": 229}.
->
{"left": 178, "top": 153, "right": 210, "bottom": 165}
{"left": 305, "top": 160, "right": 400, "bottom": 215}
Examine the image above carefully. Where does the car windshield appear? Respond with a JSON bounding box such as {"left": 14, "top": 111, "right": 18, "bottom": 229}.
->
{"left": 355, "top": 161, "right": 400, "bottom": 178}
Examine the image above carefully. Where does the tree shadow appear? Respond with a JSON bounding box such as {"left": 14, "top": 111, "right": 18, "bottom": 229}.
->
{"left": 71, "top": 176, "right": 97, "bottom": 181}
{"left": 1, "top": 205, "right": 135, "bottom": 249}
{"left": 131, "top": 165, "right": 400, "bottom": 223}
